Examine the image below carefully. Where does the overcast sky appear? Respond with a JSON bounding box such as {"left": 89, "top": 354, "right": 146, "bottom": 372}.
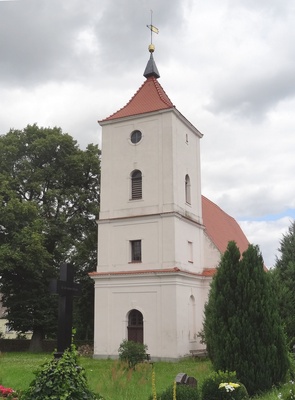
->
{"left": 1, "top": 0, "right": 294, "bottom": 268}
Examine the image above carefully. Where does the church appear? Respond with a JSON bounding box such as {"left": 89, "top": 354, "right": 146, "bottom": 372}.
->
{"left": 90, "top": 41, "right": 249, "bottom": 361}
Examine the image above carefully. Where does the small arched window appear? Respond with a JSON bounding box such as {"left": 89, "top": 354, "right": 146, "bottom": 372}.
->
{"left": 131, "top": 170, "right": 142, "bottom": 199}
{"left": 185, "top": 174, "right": 191, "bottom": 204}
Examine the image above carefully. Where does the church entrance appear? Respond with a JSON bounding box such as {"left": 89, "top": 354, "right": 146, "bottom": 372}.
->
{"left": 127, "top": 309, "right": 143, "bottom": 343}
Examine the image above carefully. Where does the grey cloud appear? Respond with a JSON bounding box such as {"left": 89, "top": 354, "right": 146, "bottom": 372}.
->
{"left": 0, "top": 0, "right": 98, "bottom": 86}
{"left": 200, "top": 0, "right": 295, "bottom": 120}
{"left": 228, "top": 0, "right": 291, "bottom": 17}
{"left": 94, "top": 0, "right": 188, "bottom": 75}
{"left": 0, "top": 0, "right": 188, "bottom": 87}
{"left": 239, "top": 218, "right": 290, "bottom": 268}
{"left": 207, "top": 66, "right": 295, "bottom": 119}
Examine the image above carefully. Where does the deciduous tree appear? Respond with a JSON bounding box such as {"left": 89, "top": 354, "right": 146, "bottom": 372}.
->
{"left": 0, "top": 124, "right": 100, "bottom": 350}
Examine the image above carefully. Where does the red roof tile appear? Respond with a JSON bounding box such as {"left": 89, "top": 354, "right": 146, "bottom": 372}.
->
{"left": 202, "top": 195, "right": 249, "bottom": 255}
{"left": 100, "top": 76, "right": 174, "bottom": 122}
{"left": 202, "top": 268, "right": 217, "bottom": 277}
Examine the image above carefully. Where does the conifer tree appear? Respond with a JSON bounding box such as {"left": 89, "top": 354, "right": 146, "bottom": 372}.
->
{"left": 204, "top": 241, "right": 241, "bottom": 368}
{"left": 203, "top": 241, "right": 289, "bottom": 395}
{"left": 272, "top": 221, "right": 295, "bottom": 346}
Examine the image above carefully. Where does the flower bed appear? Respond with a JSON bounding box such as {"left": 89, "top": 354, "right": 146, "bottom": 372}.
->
{"left": 0, "top": 385, "right": 17, "bottom": 399}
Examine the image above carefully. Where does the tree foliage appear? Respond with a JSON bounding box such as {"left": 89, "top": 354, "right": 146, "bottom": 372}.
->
{"left": 73, "top": 232, "right": 97, "bottom": 340}
{"left": 0, "top": 124, "right": 100, "bottom": 349}
{"left": 203, "top": 241, "right": 289, "bottom": 395}
{"left": 272, "top": 221, "right": 295, "bottom": 347}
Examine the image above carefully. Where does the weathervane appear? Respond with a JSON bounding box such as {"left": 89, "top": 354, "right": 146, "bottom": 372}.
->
{"left": 146, "top": 10, "right": 159, "bottom": 53}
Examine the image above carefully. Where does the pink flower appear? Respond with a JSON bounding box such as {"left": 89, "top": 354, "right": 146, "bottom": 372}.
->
{"left": 0, "top": 384, "right": 16, "bottom": 397}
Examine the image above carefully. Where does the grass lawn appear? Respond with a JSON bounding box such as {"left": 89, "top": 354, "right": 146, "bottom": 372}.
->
{"left": 0, "top": 352, "right": 284, "bottom": 400}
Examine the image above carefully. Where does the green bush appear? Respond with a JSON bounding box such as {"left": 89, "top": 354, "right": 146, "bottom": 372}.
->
{"left": 20, "top": 345, "right": 103, "bottom": 400}
{"left": 201, "top": 371, "right": 248, "bottom": 400}
{"left": 278, "top": 380, "right": 295, "bottom": 400}
{"left": 149, "top": 383, "right": 199, "bottom": 400}
{"left": 118, "top": 339, "right": 148, "bottom": 369}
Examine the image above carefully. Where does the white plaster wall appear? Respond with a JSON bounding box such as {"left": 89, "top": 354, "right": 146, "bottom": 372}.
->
{"left": 99, "top": 110, "right": 202, "bottom": 222}
{"left": 174, "top": 277, "right": 209, "bottom": 356}
{"left": 97, "top": 109, "right": 204, "bottom": 274}
{"left": 171, "top": 114, "right": 202, "bottom": 223}
{"left": 99, "top": 115, "right": 168, "bottom": 220}
{"left": 97, "top": 213, "right": 205, "bottom": 273}
{"left": 93, "top": 272, "right": 210, "bottom": 360}
{"left": 95, "top": 103, "right": 207, "bottom": 360}
{"left": 97, "top": 215, "right": 171, "bottom": 272}
{"left": 174, "top": 216, "right": 204, "bottom": 273}
{"left": 203, "top": 233, "right": 221, "bottom": 269}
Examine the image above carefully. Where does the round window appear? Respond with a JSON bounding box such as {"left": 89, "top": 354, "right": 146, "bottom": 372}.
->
{"left": 130, "top": 130, "right": 142, "bottom": 144}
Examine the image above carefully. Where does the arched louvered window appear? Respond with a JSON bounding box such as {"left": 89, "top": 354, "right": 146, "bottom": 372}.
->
{"left": 131, "top": 170, "right": 142, "bottom": 199}
{"left": 185, "top": 174, "right": 191, "bottom": 204}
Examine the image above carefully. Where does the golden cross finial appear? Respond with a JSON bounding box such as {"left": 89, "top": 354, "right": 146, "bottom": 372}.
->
{"left": 146, "top": 9, "right": 159, "bottom": 51}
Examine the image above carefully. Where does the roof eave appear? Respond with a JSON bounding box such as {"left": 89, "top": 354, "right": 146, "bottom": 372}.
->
{"left": 99, "top": 107, "right": 203, "bottom": 138}
{"left": 173, "top": 108, "right": 203, "bottom": 138}
{"left": 98, "top": 107, "right": 175, "bottom": 126}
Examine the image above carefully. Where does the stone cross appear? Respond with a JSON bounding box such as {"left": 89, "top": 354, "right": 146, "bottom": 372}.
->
{"left": 50, "top": 263, "right": 81, "bottom": 358}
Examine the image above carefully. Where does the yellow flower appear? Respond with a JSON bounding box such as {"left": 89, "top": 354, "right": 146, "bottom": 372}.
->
{"left": 229, "top": 382, "right": 240, "bottom": 388}
{"left": 219, "top": 382, "right": 240, "bottom": 392}
{"left": 152, "top": 370, "right": 157, "bottom": 400}
{"left": 173, "top": 381, "right": 177, "bottom": 400}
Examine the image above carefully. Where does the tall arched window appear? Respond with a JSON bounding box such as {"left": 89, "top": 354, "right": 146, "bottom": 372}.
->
{"left": 189, "top": 295, "right": 196, "bottom": 341}
{"left": 128, "top": 309, "right": 143, "bottom": 343}
{"left": 131, "top": 170, "right": 142, "bottom": 199}
{"left": 185, "top": 174, "right": 191, "bottom": 204}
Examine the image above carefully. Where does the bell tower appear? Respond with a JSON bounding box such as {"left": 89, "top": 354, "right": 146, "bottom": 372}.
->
{"left": 91, "top": 37, "right": 208, "bottom": 361}
{"left": 97, "top": 43, "right": 204, "bottom": 275}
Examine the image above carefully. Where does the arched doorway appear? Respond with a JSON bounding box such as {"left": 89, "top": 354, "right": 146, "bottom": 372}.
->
{"left": 127, "top": 309, "right": 143, "bottom": 343}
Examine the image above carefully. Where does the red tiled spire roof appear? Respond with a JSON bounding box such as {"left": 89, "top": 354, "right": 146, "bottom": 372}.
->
{"left": 100, "top": 76, "right": 174, "bottom": 122}
{"left": 202, "top": 195, "right": 249, "bottom": 255}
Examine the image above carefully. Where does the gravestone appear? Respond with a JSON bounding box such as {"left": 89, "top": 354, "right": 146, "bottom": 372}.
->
{"left": 175, "top": 373, "right": 188, "bottom": 384}
{"left": 186, "top": 376, "right": 197, "bottom": 388}
{"left": 50, "top": 263, "right": 81, "bottom": 358}
{"left": 175, "top": 372, "right": 197, "bottom": 388}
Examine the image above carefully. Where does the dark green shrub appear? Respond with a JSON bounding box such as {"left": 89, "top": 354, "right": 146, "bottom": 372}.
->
{"left": 20, "top": 345, "right": 103, "bottom": 400}
{"left": 201, "top": 371, "right": 248, "bottom": 400}
{"left": 149, "top": 383, "right": 199, "bottom": 400}
{"left": 118, "top": 339, "right": 147, "bottom": 369}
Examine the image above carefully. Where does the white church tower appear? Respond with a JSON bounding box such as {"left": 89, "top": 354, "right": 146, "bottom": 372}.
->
{"left": 91, "top": 42, "right": 212, "bottom": 361}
